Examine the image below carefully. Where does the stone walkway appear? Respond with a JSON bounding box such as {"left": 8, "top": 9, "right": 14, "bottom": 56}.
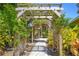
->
{"left": 3, "top": 38, "right": 53, "bottom": 56}
{"left": 29, "top": 38, "right": 49, "bottom": 56}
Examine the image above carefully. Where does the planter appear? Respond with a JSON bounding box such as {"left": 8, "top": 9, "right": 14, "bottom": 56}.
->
{"left": 26, "top": 44, "right": 33, "bottom": 52}
{"left": 5, "top": 48, "right": 13, "bottom": 51}
{"left": 5, "top": 45, "right": 13, "bottom": 51}
{"left": 48, "top": 48, "right": 59, "bottom": 56}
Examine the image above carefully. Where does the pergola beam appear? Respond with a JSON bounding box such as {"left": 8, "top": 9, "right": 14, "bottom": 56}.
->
{"left": 25, "top": 16, "right": 53, "bottom": 18}
{"left": 17, "top": 10, "right": 25, "bottom": 17}
{"left": 16, "top": 7, "right": 63, "bottom": 11}
{"left": 16, "top": 7, "right": 63, "bottom": 17}
{"left": 54, "top": 10, "right": 61, "bottom": 17}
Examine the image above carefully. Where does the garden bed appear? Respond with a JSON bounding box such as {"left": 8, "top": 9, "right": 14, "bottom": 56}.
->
{"left": 0, "top": 48, "right": 5, "bottom": 56}
{"left": 2, "top": 43, "right": 34, "bottom": 56}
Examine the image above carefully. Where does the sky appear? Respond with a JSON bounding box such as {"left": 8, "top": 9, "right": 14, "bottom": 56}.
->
{"left": 62, "top": 3, "right": 78, "bottom": 19}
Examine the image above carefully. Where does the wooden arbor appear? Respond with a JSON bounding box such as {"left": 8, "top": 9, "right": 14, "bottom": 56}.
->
{"left": 16, "top": 4, "right": 63, "bottom": 54}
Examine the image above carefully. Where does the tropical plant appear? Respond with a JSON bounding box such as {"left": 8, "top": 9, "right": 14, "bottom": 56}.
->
{"left": 48, "top": 29, "right": 53, "bottom": 48}
{"left": 0, "top": 4, "right": 17, "bottom": 50}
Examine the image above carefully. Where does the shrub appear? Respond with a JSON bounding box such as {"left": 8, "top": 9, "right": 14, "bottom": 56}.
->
{"left": 61, "top": 27, "right": 78, "bottom": 55}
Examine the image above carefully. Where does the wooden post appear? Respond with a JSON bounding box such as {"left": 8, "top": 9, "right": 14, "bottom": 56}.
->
{"left": 40, "top": 25, "right": 43, "bottom": 38}
{"left": 32, "top": 26, "right": 33, "bottom": 44}
{"left": 48, "top": 18, "right": 52, "bottom": 31}
{"left": 59, "top": 33, "right": 63, "bottom": 55}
